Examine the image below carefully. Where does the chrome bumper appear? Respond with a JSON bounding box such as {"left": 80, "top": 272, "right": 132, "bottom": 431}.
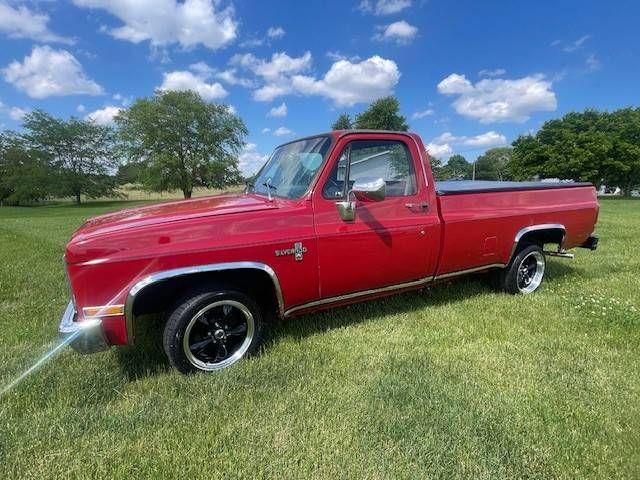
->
{"left": 58, "top": 301, "right": 109, "bottom": 354}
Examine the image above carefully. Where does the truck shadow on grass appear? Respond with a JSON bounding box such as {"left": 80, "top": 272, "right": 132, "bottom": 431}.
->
{"left": 116, "top": 261, "right": 579, "bottom": 380}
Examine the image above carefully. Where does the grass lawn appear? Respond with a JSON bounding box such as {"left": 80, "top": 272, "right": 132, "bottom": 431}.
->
{"left": 0, "top": 199, "right": 639, "bottom": 478}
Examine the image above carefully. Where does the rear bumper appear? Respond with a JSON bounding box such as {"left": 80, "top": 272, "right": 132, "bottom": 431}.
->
{"left": 58, "top": 301, "right": 109, "bottom": 354}
{"left": 580, "top": 234, "right": 599, "bottom": 251}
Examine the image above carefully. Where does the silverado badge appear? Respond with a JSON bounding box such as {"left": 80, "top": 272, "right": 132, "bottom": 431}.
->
{"left": 275, "top": 242, "right": 307, "bottom": 261}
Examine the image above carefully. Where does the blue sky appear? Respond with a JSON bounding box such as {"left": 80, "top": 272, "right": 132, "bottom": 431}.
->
{"left": 0, "top": 0, "right": 638, "bottom": 175}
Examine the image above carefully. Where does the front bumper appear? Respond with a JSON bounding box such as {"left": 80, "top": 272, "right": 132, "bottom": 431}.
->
{"left": 58, "top": 301, "right": 109, "bottom": 354}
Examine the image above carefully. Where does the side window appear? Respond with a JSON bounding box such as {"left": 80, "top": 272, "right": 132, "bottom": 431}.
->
{"left": 322, "top": 140, "right": 417, "bottom": 199}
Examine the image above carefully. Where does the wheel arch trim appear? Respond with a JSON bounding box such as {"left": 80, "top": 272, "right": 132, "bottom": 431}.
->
{"left": 124, "top": 261, "right": 284, "bottom": 344}
{"left": 509, "top": 223, "right": 566, "bottom": 263}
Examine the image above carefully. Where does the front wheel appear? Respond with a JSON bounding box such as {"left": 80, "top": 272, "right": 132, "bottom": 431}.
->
{"left": 163, "top": 288, "right": 264, "bottom": 374}
{"left": 496, "top": 244, "right": 546, "bottom": 294}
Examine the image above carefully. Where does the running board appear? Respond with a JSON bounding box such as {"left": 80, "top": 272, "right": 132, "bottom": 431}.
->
{"left": 544, "top": 250, "right": 574, "bottom": 259}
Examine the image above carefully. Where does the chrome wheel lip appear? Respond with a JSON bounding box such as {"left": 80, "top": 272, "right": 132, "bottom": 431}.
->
{"left": 183, "top": 300, "right": 255, "bottom": 371}
{"left": 517, "top": 251, "right": 545, "bottom": 294}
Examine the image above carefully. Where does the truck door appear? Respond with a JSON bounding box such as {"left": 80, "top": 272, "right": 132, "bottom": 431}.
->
{"left": 312, "top": 133, "right": 440, "bottom": 299}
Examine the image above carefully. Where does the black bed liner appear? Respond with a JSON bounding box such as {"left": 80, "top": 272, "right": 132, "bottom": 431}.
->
{"left": 436, "top": 180, "right": 593, "bottom": 195}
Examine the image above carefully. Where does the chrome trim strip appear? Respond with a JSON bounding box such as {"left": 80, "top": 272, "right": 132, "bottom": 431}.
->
{"left": 124, "top": 261, "right": 284, "bottom": 344}
{"left": 284, "top": 276, "right": 433, "bottom": 317}
{"left": 509, "top": 223, "right": 566, "bottom": 263}
{"left": 434, "top": 263, "right": 506, "bottom": 281}
{"left": 284, "top": 261, "right": 511, "bottom": 317}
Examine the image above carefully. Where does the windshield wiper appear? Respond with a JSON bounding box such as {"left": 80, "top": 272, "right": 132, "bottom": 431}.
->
{"left": 262, "top": 178, "right": 276, "bottom": 201}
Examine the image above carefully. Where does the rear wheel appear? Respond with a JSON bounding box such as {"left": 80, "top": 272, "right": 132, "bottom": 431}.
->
{"left": 496, "top": 244, "right": 546, "bottom": 294}
{"left": 163, "top": 288, "right": 263, "bottom": 374}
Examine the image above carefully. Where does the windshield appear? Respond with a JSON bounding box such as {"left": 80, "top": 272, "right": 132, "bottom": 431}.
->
{"left": 249, "top": 136, "right": 332, "bottom": 199}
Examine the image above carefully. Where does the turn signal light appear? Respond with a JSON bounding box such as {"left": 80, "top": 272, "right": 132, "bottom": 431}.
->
{"left": 82, "top": 305, "right": 125, "bottom": 318}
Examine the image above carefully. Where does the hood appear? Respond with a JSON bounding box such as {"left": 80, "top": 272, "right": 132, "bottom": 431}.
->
{"left": 73, "top": 193, "right": 278, "bottom": 240}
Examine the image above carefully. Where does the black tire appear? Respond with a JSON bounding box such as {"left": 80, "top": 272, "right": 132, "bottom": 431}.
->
{"left": 163, "top": 287, "right": 264, "bottom": 374}
{"left": 495, "top": 244, "right": 546, "bottom": 294}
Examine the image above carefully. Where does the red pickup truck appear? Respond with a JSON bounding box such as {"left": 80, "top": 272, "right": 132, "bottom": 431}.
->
{"left": 59, "top": 130, "right": 599, "bottom": 373}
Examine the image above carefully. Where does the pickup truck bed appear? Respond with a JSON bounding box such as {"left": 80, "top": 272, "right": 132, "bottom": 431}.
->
{"left": 435, "top": 181, "right": 598, "bottom": 276}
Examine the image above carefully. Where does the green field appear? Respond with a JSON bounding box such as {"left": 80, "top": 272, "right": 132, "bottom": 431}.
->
{"left": 1, "top": 199, "right": 639, "bottom": 479}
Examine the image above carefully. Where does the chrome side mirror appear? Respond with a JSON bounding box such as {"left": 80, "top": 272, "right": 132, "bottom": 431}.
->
{"left": 351, "top": 177, "right": 386, "bottom": 202}
{"left": 335, "top": 177, "right": 386, "bottom": 221}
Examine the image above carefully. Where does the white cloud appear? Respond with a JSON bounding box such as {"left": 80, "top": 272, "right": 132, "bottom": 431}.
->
{"left": 72, "top": 0, "right": 237, "bottom": 50}
{"left": 189, "top": 61, "right": 214, "bottom": 76}
{"left": 478, "top": 68, "right": 506, "bottom": 78}
{"left": 358, "top": 0, "right": 411, "bottom": 15}
{"left": 231, "top": 51, "right": 312, "bottom": 101}
{"left": 2, "top": 46, "right": 103, "bottom": 99}
{"left": 267, "top": 26, "right": 285, "bottom": 39}
{"left": 261, "top": 127, "right": 271, "bottom": 134}
{"left": 437, "top": 73, "right": 557, "bottom": 123}
{"left": 562, "top": 35, "right": 591, "bottom": 53}
{"left": 586, "top": 54, "right": 601, "bottom": 71}
{"left": 412, "top": 108, "right": 434, "bottom": 119}
{"left": 291, "top": 55, "right": 400, "bottom": 107}
{"left": 9, "top": 106, "right": 28, "bottom": 121}
{"left": 238, "top": 143, "right": 268, "bottom": 176}
{"left": 326, "top": 51, "right": 361, "bottom": 62}
{"left": 0, "top": 2, "right": 73, "bottom": 44}
{"left": 273, "top": 126, "right": 293, "bottom": 136}
{"left": 159, "top": 70, "right": 228, "bottom": 101}
{"left": 373, "top": 20, "right": 418, "bottom": 44}
{"left": 427, "top": 130, "right": 506, "bottom": 158}
{"left": 76, "top": 104, "right": 86, "bottom": 113}
{"left": 433, "top": 131, "right": 506, "bottom": 148}
{"left": 231, "top": 52, "right": 399, "bottom": 106}
{"left": 426, "top": 142, "right": 453, "bottom": 158}
{"left": 253, "top": 84, "right": 292, "bottom": 102}
{"left": 112, "top": 92, "right": 132, "bottom": 106}
{"left": 85, "top": 105, "right": 122, "bottom": 125}
{"left": 232, "top": 51, "right": 312, "bottom": 82}
{"left": 240, "top": 26, "right": 286, "bottom": 48}
{"left": 267, "top": 102, "right": 287, "bottom": 117}
{"left": 437, "top": 73, "right": 474, "bottom": 94}
{"left": 214, "top": 69, "right": 256, "bottom": 88}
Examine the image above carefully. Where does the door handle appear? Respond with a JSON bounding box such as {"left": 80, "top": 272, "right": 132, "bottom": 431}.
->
{"left": 405, "top": 201, "right": 429, "bottom": 212}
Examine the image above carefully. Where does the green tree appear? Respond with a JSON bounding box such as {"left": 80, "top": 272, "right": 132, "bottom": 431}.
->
{"left": 0, "top": 132, "right": 51, "bottom": 205}
{"left": 332, "top": 113, "right": 353, "bottom": 130}
{"left": 444, "top": 154, "right": 471, "bottom": 179}
{"left": 510, "top": 108, "right": 640, "bottom": 194}
{"left": 22, "top": 110, "right": 119, "bottom": 204}
{"left": 475, "top": 147, "right": 513, "bottom": 181}
{"left": 428, "top": 155, "right": 447, "bottom": 181}
{"left": 116, "top": 162, "right": 144, "bottom": 185}
{"left": 116, "top": 90, "right": 247, "bottom": 199}
{"left": 354, "top": 96, "right": 408, "bottom": 131}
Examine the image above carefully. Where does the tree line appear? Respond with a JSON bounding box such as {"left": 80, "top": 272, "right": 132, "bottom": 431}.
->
{"left": 0, "top": 90, "right": 246, "bottom": 205}
{"left": 2, "top": 93, "right": 639, "bottom": 206}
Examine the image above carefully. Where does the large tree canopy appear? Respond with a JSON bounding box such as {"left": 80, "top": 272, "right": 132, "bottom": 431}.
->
{"left": 475, "top": 147, "right": 513, "bottom": 181}
{"left": 331, "top": 113, "right": 353, "bottom": 130}
{"left": 0, "top": 132, "right": 51, "bottom": 205}
{"left": 116, "top": 90, "right": 247, "bottom": 199}
{"left": 22, "top": 110, "right": 118, "bottom": 204}
{"left": 510, "top": 108, "right": 640, "bottom": 194}
{"left": 354, "top": 96, "right": 408, "bottom": 131}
